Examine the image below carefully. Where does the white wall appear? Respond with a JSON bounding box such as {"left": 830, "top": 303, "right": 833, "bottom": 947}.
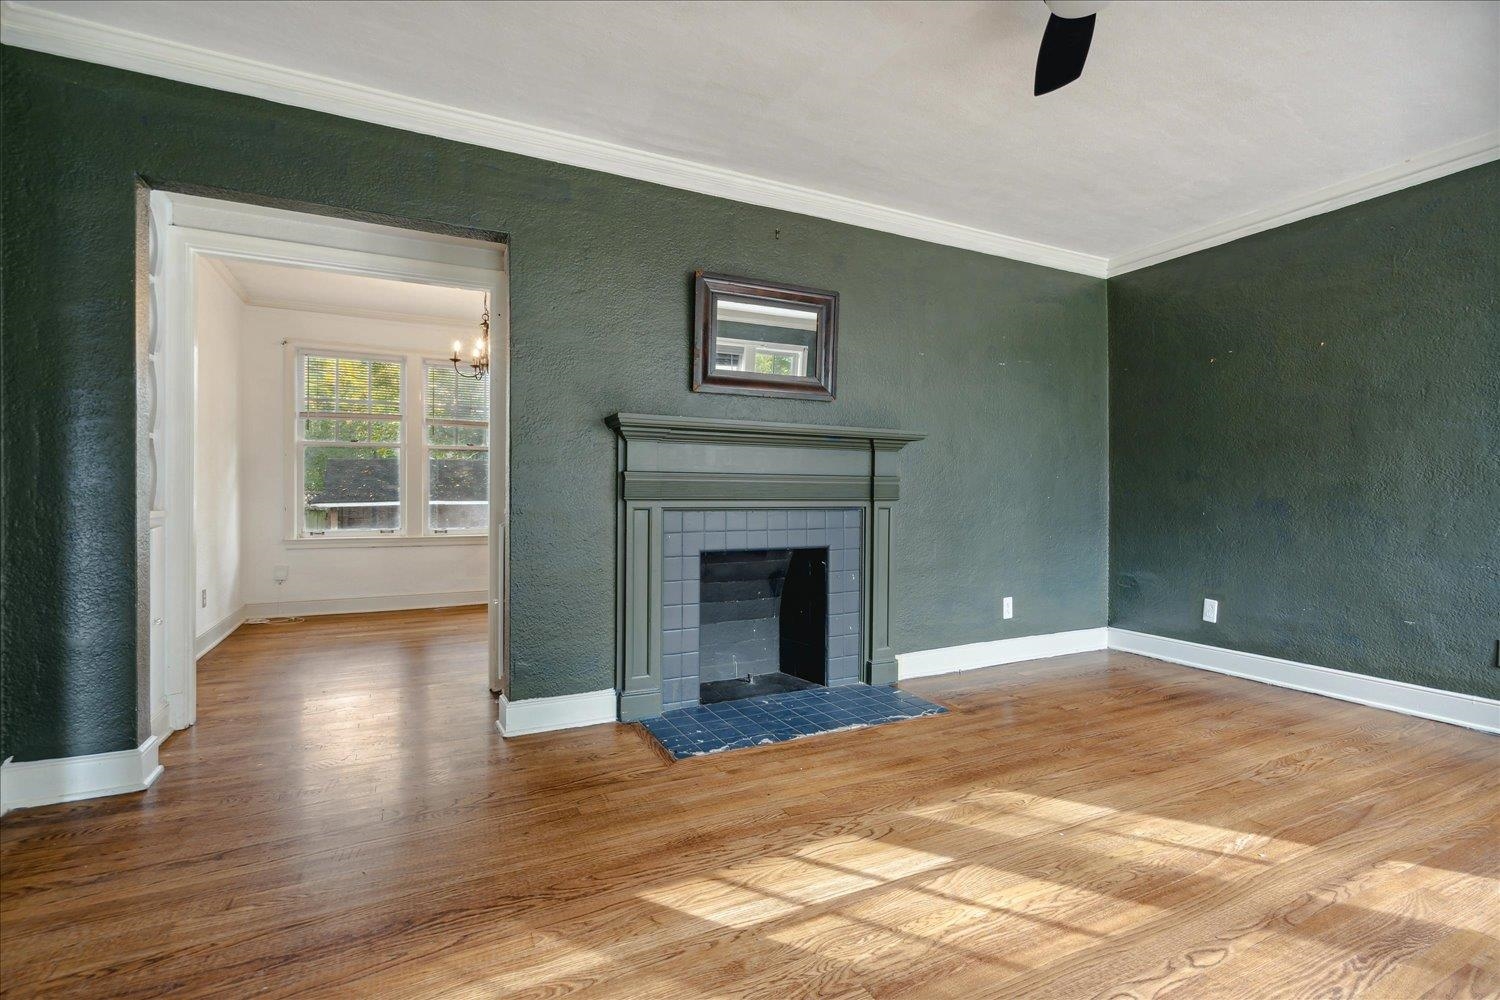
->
{"left": 193, "top": 259, "right": 244, "bottom": 640}
{"left": 236, "top": 305, "right": 488, "bottom": 613}
{"left": 191, "top": 271, "right": 489, "bottom": 638}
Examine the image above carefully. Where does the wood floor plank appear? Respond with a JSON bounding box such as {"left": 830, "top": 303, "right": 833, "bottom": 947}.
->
{"left": 2, "top": 607, "right": 1495, "bottom": 999}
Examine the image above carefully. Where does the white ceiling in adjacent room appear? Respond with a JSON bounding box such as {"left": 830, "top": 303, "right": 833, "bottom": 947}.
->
{"left": 213, "top": 258, "right": 486, "bottom": 326}
{"left": 5, "top": 1, "right": 1497, "bottom": 272}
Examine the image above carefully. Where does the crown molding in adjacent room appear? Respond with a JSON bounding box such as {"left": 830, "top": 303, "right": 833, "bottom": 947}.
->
{"left": 200, "top": 223, "right": 479, "bottom": 327}
{"left": 236, "top": 294, "right": 479, "bottom": 329}
{"left": 1105, "top": 132, "right": 1500, "bottom": 276}
{"left": 0, "top": 2, "right": 1109, "bottom": 277}
{"left": 203, "top": 255, "right": 250, "bottom": 300}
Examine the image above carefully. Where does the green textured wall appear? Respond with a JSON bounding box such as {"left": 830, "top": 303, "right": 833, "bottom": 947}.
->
{"left": 1110, "top": 162, "right": 1500, "bottom": 699}
{"left": 0, "top": 48, "right": 1108, "bottom": 762}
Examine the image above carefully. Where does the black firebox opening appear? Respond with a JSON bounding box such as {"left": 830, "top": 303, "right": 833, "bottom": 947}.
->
{"left": 698, "top": 547, "right": 828, "bottom": 705}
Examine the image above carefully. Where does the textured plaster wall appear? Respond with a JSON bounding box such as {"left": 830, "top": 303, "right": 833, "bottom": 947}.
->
{"left": 1109, "top": 162, "right": 1500, "bottom": 699}
{"left": 0, "top": 48, "right": 1108, "bottom": 761}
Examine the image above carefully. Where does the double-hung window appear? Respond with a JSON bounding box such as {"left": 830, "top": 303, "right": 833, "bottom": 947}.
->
{"left": 292, "top": 348, "right": 490, "bottom": 540}
{"left": 423, "top": 363, "right": 490, "bottom": 533}
{"left": 297, "top": 352, "right": 404, "bottom": 536}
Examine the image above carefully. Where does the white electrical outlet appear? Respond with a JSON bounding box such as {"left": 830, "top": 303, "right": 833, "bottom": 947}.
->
{"left": 1203, "top": 598, "right": 1219, "bottom": 623}
{"left": 273, "top": 565, "right": 290, "bottom": 585}
{"left": 1002, "top": 596, "right": 1014, "bottom": 620}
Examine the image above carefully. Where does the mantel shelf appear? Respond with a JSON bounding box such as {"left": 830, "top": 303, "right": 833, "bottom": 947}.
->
{"left": 606, "top": 413, "right": 923, "bottom": 450}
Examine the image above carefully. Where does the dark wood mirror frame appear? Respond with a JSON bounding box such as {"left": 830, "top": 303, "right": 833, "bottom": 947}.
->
{"left": 692, "top": 271, "right": 838, "bottom": 401}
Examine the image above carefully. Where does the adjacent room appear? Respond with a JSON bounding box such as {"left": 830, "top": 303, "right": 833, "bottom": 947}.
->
{"left": 193, "top": 258, "right": 492, "bottom": 639}
{"left": 187, "top": 252, "right": 494, "bottom": 728}
{"left": 1, "top": 1, "right": 1495, "bottom": 997}
{"left": 135, "top": 190, "right": 505, "bottom": 745}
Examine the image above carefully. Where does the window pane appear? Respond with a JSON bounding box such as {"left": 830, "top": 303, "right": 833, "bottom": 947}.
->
{"left": 747, "top": 347, "right": 804, "bottom": 376}
{"left": 429, "top": 449, "right": 488, "bottom": 532}
{"left": 302, "top": 417, "right": 402, "bottom": 444}
{"left": 426, "top": 364, "right": 489, "bottom": 422}
{"left": 302, "top": 355, "right": 402, "bottom": 415}
{"left": 753, "top": 351, "right": 795, "bottom": 376}
{"left": 303, "top": 446, "right": 400, "bottom": 532}
{"left": 426, "top": 422, "right": 487, "bottom": 447}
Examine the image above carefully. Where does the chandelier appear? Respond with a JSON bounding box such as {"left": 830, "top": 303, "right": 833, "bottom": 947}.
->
{"left": 451, "top": 294, "right": 491, "bottom": 381}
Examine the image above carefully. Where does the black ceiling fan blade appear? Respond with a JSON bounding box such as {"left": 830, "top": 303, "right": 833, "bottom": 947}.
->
{"left": 1034, "top": 12, "right": 1096, "bottom": 95}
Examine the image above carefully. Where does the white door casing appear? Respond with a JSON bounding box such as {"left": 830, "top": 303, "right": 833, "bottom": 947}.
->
{"left": 146, "top": 191, "right": 510, "bottom": 739}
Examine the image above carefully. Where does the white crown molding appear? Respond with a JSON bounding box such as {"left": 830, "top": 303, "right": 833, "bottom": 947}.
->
{"left": 204, "top": 234, "right": 478, "bottom": 328}
{"left": 240, "top": 296, "right": 478, "bottom": 328}
{"left": 0, "top": 2, "right": 1108, "bottom": 277}
{"left": 1109, "top": 629, "right": 1500, "bottom": 734}
{"left": 897, "top": 627, "right": 1108, "bottom": 679}
{"left": 497, "top": 689, "right": 617, "bottom": 738}
{"left": 1106, "top": 132, "right": 1500, "bottom": 276}
{"left": 203, "top": 254, "right": 250, "bottom": 301}
{"left": 1, "top": 736, "right": 164, "bottom": 814}
{"left": 201, "top": 230, "right": 488, "bottom": 326}
{"left": 3, "top": 6, "right": 1497, "bottom": 274}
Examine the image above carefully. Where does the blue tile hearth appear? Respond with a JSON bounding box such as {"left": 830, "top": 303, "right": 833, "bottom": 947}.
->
{"left": 639, "top": 684, "right": 946, "bottom": 759}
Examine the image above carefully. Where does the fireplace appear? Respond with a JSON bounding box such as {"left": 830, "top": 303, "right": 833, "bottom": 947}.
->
{"left": 658, "top": 508, "right": 864, "bottom": 711}
{"left": 699, "top": 547, "right": 827, "bottom": 702}
{"left": 607, "top": 413, "right": 922, "bottom": 722}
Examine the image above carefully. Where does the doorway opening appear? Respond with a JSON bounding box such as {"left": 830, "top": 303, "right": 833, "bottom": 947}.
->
{"left": 142, "top": 191, "right": 508, "bottom": 744}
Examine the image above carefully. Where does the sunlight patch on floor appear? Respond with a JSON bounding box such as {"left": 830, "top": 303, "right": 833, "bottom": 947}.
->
{"left": 904, "top": 788, "right": 1120, "bottom": 833}
{"left": 638, "top": 835, "right": 954, "bottom": 929}
{"left": 908, "top": 788, "right": 1292, "bottom": 867}
{"left": 460, "top": 927, "right": 618, "bottom": 994}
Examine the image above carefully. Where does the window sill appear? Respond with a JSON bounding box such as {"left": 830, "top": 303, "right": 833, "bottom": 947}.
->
{"left": 284, "top": 534, "right": 488, "bottom": 550}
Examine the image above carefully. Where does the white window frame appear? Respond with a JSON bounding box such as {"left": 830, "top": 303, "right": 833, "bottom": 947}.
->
{"left": 284, "top": 344, "right": 492, "bottom": 543}
{"left": 421, "top": 357, "right": 491, "bottom": 537}
{"left": 290, "top": 346, "right": 408, "bottom": 540}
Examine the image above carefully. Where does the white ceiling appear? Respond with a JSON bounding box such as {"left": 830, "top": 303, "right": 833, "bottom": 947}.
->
{"left": 213, "top": 257, "right": 487, "bottom": 326}
{"left": 7, "top": 1, "right": 1498, "bottom": 273}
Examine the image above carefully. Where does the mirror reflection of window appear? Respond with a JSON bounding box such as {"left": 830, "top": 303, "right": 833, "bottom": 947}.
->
{"left": 713, "top": 299, "right": 818, "bottom": 377}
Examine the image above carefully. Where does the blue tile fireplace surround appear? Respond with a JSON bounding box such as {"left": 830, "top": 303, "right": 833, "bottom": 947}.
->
{"left": 606, "top": 414, "right": 923, "bottom": 723}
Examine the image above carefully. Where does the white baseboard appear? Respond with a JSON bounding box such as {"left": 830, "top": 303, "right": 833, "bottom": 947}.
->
{"left": 496, "top": 688, "right": 617, "bottom": 738}
{"left": 243, "top": 590, "right": 486, "bottom": 620}
{"left": 1, "top": 736, "right": 164, "bottom": 814}
{"left": 1108, "top": 629, "right": 1500, "bottom": 735}
{"left": 195, "top": 605, "right": 246, "bottom": 657}
{"left": 896, "top": 628, "right": 1109, "bottom": 680}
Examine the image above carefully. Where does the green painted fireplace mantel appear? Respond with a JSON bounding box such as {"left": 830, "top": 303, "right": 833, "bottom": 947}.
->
{"left": 607, "top": 414, "right": 923, "bottom": 720}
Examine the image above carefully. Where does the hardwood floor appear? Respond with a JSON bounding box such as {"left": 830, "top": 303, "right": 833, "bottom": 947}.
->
{"left": 2, "top": 608, "right": 1496, "bottom": 998}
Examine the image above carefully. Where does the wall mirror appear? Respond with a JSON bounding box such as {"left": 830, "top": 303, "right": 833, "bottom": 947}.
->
{"left": 692, "top": 272, "right": 838, "bottom": 400}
